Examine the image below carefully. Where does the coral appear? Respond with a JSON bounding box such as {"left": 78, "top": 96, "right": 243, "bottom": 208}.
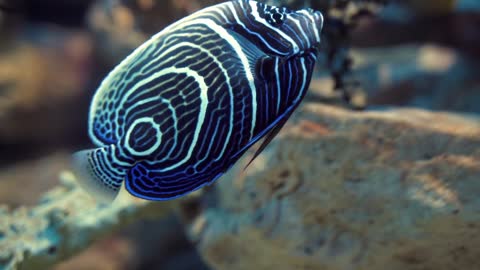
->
{"left": 0, "top": 172, "right": 176, "bottom": 270}
{"left": 184, "top": 103, "right": 480, "bottom": 270}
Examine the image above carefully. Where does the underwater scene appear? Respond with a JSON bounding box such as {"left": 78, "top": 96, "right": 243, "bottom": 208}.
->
{"left": 0, "top": 0, "right": 479, "bottom": 269}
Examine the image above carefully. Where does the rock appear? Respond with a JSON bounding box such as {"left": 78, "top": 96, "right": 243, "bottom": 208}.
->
{"left": 310, "top": 44, "right": 480, "bottom": 114}
{"left": 184, "top": 103, "right": 480, "bottom": 270}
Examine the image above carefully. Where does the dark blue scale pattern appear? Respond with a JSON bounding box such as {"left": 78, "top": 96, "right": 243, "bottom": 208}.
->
{"left": 85, "top": 0, "right": 323, "bottom": 200}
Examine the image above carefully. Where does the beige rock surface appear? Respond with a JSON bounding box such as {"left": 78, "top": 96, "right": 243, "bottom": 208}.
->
{"left": 185, "top": 103, "right": 480, "bottom": 270}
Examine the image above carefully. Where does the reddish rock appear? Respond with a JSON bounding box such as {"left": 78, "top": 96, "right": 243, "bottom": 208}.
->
{"left": 185, "top": 103, "right": 480, "bottom": 270}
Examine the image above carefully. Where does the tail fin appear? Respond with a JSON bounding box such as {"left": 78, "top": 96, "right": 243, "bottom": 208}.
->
{"left": 71, "top": 147, "right": 126, "bottom": 203}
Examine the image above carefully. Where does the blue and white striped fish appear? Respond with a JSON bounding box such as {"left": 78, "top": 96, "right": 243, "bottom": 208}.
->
{"left": 72, "top": 0, "right": 323, "bottom": 202}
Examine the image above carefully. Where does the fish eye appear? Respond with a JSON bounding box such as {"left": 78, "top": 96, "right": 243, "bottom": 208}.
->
{"left": 266, "top": 10, "right": 286, "bottom": 26}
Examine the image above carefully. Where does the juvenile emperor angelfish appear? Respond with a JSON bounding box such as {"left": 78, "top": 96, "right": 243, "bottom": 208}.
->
{"left": 72, "top": 0, "right": 324, "bottom": 202}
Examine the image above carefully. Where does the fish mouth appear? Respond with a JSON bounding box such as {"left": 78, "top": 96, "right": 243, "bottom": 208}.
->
{"left": 305, "top": 9, "right": 324, "bottom": 47}
{"left": 286, "top": 8, "right": 323, "bottom": 56}
{"left": 230, "top": 4, "right": 324, "bottom": 58}
{"left": 313, "top": 10, "right": 324, "bottom": 42}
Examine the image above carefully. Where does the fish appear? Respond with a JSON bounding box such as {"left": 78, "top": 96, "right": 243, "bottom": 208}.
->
{"left": 72, "top": 0, "right": 324, "bottom": 202}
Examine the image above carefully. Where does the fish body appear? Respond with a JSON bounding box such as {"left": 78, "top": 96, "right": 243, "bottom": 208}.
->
{"left": 72, "top": 0, "right": 323, "bottom": 201}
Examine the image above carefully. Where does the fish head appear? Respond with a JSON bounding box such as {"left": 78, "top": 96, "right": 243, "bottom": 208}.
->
{"left": 232, "top": 1, "right": 324, "bottom": 57}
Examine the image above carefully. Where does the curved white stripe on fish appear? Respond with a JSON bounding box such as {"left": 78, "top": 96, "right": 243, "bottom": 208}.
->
{"left": 118, "top": 66, "right": 208, "bottom": 172}
{"left": 189, "top": 18, "right": 257, "bottom": 139}
{"left": 124, "top": 117, "right": 163, "bottom": 156}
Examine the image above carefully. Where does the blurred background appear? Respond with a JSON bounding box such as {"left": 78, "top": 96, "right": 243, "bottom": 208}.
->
{"left": 0, "top": 0, "right": 479, "bottom": 269}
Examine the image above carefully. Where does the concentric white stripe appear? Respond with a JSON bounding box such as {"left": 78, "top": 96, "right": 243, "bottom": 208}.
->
{"left": 122, "top": 95, "right": 178, "bottom": 161}
{"left": 188, "top": 18, "right": 257, "bottom": 138}
{"left": 88, "top": 3, "right": 228, "bottom": 146}
{"left": 125, "top": 117, "right": 163, "bottom": 156}
{"left": 121, "top": 17, "right": 256, "bottom": 142}
{"left": 179, "top": 43, "right": 235, "bottom": 162}
{"left": 144, "top": 40, "right": 236, "bottom": 163}
{"left": 117, "top": 66, "right": 208, "bottom": 171}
